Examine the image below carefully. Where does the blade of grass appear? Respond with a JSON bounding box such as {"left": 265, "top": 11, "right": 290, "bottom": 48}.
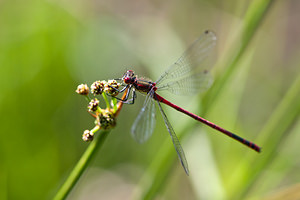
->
{"left": 53, "top": 129, "right": 110, "bottom": 200}
{"left": 136, "top": 0, "right": 274, "bottom": 199}
{"left": 203, "top": 0, "right": 274, "bottom": 110}
{"left": 228, "top": 71, "right": 300, "bottom": 199}
{"left": 133, "top": 138, "right": 178, "bottom": 200}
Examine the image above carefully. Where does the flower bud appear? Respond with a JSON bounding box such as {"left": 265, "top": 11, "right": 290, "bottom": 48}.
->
{"left": 104, "top": 79, "right": 121, "bottom": 96}
{"left": 76, "top": 84, "right": 89, "bottom": 95}
{"left": 91, "top": 81, "right": 105, "bottom": 95}
{"left": 99, "top": 110, "right": 116, "bottom": 129}
{"left": 88, "top": 98, "right": 99, "bottom": 112}
{"left": 82, "top": 130, "right": 94, "bottom": 142}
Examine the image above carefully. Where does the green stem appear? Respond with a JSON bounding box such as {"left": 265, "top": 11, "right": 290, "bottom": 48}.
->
{"left": 102, "top": 93, "right": 111, "bottom": 109}
{"left": 112, "top": 97, "right": 118, "bottom": 113}
{"left": 85, "top": 95, "right": 91, "bottom": 102}
{"left": 53, "top": 129, "right": 110, "bottom": 200}
{"left": 134, "top": 138, "right": 178, "bottom": 200}
{"left": 229, "top": 72, "right": 300, "bottom": 199}
{"left": 203, "top": 0, "right": 274, "bottom": 110}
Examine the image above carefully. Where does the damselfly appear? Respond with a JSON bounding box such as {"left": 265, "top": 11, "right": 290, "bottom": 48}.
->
{"left": 111, "top": 30, "right": 261, "bottom": 175}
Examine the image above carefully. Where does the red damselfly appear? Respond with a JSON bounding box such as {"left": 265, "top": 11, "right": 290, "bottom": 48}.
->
{"left": 112, "top": 30, "right": 261, "bottom": 175}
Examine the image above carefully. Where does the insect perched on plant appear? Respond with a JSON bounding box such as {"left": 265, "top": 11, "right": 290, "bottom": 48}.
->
{"left": 107, "top": 30, "right": 261, "bottom": 175}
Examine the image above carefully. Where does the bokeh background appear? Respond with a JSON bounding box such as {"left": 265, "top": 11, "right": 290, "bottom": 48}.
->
{"left": 1, "top": 0, "right": 300, "bottom": 199}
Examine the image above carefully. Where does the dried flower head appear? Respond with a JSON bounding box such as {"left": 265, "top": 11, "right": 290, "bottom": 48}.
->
{"left": 88, "top": 98, "right": 99, "bottom": 112}
{"left": 99, "top": 110, "right": 116, "bottom": 129}
{"left": 76, "top": 84, "right": 89, "bottom": 95}
{"left": 82, "top": 130, "right": 94, "bottom": 142}
{"left": 91, "top": 81, "right": 105, "bottom": 95}
{"left": 104, "top": 79, "right": 121, "bottom": 96}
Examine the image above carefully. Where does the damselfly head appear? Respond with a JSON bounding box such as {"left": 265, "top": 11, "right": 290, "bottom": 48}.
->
{"left": 123, "top": 70, "right": 136, "bottom": 84}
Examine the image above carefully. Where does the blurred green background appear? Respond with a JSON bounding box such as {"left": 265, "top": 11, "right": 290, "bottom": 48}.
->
{"left": 1, "top": 0, "right": 300, "bottom": 199}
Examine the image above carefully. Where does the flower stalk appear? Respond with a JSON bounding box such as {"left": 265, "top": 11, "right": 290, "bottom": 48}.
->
{"left": 54, "top": 80, "right": 126, "bottom": 200}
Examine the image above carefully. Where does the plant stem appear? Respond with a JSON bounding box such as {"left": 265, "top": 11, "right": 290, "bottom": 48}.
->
{"left": 112, "top": 97, "right": 118, "bottom": 113}
{"left": 85, "top": 95, "right": 91, "bottom": 102}
{"left": 229, "top": 72, "right": 300, "bottom": 199}
{"left": 203, "top": 0, "right": 274, "bottom": 110}
{"left": 102, "top": 93, "right": 111, "bottom": 109}
{"left": 53, "top": 129, "right": 110, "bottom": 200}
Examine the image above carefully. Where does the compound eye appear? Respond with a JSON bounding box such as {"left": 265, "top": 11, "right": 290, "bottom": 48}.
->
{"left": 124, "top": 77, "right": 130, "bottom": 84}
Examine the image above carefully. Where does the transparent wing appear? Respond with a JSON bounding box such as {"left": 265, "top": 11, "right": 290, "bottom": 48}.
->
{"left": 131, "top": 89, "right": 156, "bottom": 143}
{"left": 156, "top": 100, "right": 189, "bottom": 175}
{"left": 155, "top": 30, "right": 216, "bottom": 95}
{"left": 157, "top": 71, "right": 213, "bottom": 95}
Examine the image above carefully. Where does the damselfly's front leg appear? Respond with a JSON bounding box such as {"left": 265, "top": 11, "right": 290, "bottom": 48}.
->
{"left": 106, "top": 85, "right": 136, "bottom": 104}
